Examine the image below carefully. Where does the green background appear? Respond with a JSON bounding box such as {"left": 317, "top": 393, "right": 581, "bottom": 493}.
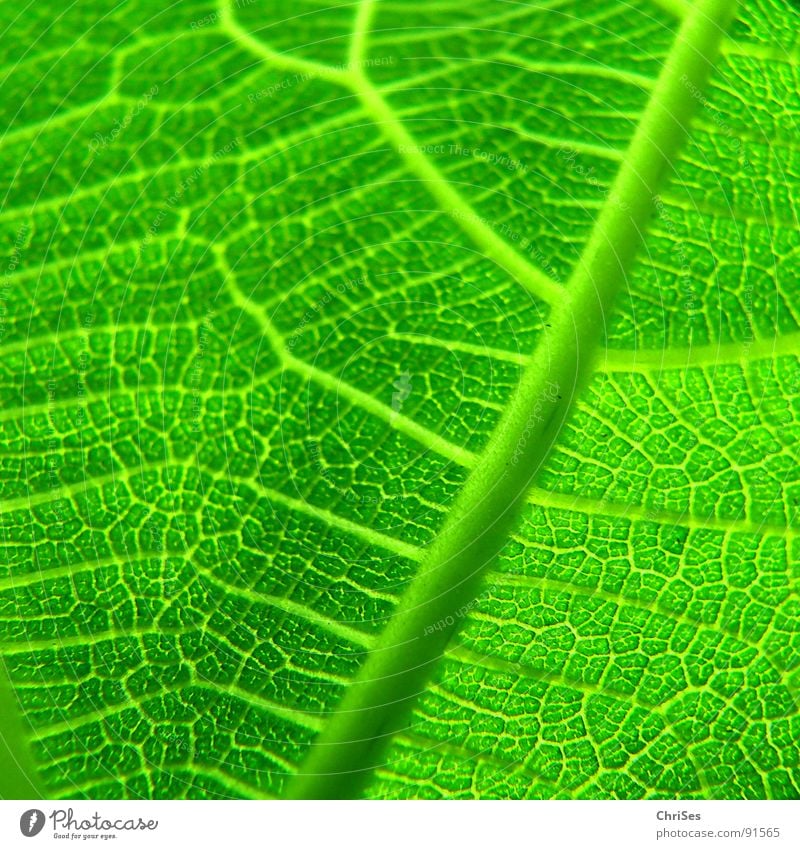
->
{"left": 1, "top": 0, "right": 798, "bottom": 799}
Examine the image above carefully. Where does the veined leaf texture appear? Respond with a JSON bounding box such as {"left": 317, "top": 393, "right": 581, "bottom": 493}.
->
{"left": 1, "top": 0, "right": 798, "bottom": 801}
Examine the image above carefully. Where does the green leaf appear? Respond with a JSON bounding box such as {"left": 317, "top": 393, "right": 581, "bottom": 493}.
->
{"left": 1, "top": 0, "right": 796, "bottom": 801}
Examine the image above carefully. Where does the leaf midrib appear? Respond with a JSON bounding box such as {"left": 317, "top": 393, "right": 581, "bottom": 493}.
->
{"left": 0, "top": 0, "right": 737, "bottom": 801}
{"left": 278, "top": 0, "right": 738, "bottom": 798}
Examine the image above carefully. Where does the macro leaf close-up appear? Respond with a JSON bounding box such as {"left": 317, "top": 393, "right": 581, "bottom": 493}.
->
{"left": 1, "top": 0, "right": 799, "bottom": 803}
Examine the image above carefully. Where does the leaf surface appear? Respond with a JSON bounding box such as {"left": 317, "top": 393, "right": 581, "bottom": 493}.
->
{"left": 0, "top": 0, "right": 797, "bottom": 800}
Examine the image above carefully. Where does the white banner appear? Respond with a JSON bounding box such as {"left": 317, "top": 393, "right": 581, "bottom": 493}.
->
{"left": 1, "top": 800, "right": 797, "bottom": 849}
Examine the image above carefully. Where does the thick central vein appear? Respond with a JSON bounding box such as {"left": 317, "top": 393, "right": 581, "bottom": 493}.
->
{"left": 284, "top": 0, "right": 738, "bottom": 799}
